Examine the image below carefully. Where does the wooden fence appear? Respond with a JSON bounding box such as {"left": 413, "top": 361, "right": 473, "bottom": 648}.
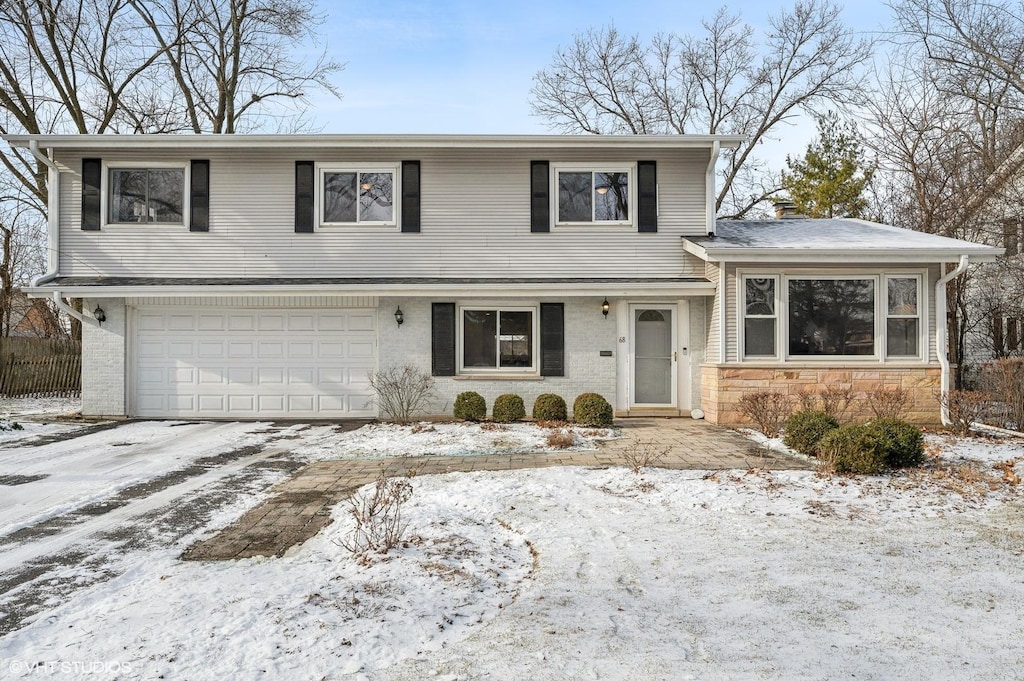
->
{"left": 0, "top": 338, "right": 81, "bottom": 397}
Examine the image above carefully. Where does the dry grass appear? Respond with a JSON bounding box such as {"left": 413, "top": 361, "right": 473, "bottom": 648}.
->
{"left": 545, "top": 430, "right": 576, "bottom": 449}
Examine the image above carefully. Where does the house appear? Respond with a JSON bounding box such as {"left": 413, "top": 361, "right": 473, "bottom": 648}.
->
{"left": 2, "top": 133, "right": 1003, "bottom": 424}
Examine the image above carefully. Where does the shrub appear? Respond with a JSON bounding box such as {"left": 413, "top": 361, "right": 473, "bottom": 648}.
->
{"left": 453, "top": 391, "right": 486, "bottom": 421}
{"left": 340, "top": 473, "right": 414, "bottom": 559}
{"left": 573, "top": 392, "right": 613, "bottom": 426}
{"left": 0, "top": 420, "right": 23, "bottom": 432}
{"left": 819, "top": 386, "right": 855, "bottom": 423}
{"left": 870, "top": 418, "right": 924, "bottom": 468}
{"left": 866, "top": 387, "right": 910, "bottom": 420}
{"left": 940, "top": 389, "right": 991, "bottom": 437}
{"left": 981, "top": 358, "right": 1024, "bottom": 430}
{"left": 782, "top": 410, "right": 839, "bottom": 457}
{"left": 492, "top": 394, "right": 526, "bottom": 423}
{"left": 797, "top": 389, "right": 819, "bottom": 412}
{"left": 532, "top": 393, "right": 568, "bottom": 421}
{"left": 367, "top": 365, "right": 436, "bottom": 423}
{"left": 545, "top": 429, "right": 576, "bottom": 449}
{"left": 818, "top": 424, "right": 888, "bottom": 474}
{"left": 737, "top": 390, "right": 793, "bottom": 438}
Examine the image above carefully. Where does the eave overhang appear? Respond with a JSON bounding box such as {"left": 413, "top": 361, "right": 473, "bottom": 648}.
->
{"left": 680, "top": 239, "right": 1005, "bottom": 264}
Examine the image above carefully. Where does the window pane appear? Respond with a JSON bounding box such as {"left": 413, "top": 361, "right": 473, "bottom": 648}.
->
{"left": 788, "top": 279, "right": 875, "bottom": 356}
{"left": 110, "top": 170, "right": 147, "bottom": 222}
{"left": 499, "top": 311, "right": 533, "bottom": 367}
{"left": 744, "top": 318, "right": 776, "bottom": 356}
{"left": 887, "top": 319, "right": 918, "bottom": 356}
{"left": 148, "top": 169, "right": 184, "bottom": 222}
{"left": 745, "top": 278, "right": 775, "bottom": 316}
{"left": 463, "top": 310, "right": 497, "bottom": 367}
{"left": 558, "top": 172, "right": 592, "bottom": 222}
{"left": 358, "top": 172, "right": 393, "bottom": 222}
{"left": 594, "top": 172, "right": 628, "bottom": 221}
{"left": 323, "top": 172, "right": 357, "bottom": 222}
{"left": 888, "top": 278, "right": 918, "bottom": 315}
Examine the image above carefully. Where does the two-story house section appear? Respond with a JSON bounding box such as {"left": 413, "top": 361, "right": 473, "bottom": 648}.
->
{"left": 4, "top": 134, "right": 1003, "bottom": 424}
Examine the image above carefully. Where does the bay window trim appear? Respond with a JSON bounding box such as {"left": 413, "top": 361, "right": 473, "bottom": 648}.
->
{"left": 101, "top": 160, "right": 189, "bottom": 230}
{"left": 738, "top": 273, "right": 780, "bottom": 360}
{"left": 316, "top": 162, "right": 400, "bottom": 229}
{"left": 551, "top": 163, "right": 635, "bottom": 227}
{"left": 456, "top": 303, "right": 540, "bottom": 375}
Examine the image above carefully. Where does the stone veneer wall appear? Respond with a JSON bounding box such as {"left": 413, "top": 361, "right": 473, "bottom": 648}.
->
{"left": 701, "top": 365, "right": 943, "bottom": 426}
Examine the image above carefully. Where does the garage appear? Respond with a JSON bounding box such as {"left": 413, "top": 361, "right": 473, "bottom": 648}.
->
{"left": 132, "top": 307, "right": 377, "bottom": 418}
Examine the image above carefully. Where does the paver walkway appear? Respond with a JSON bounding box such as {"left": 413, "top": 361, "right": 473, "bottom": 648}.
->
{"left": 182, "top": 419, "right": 810, "bottom": 561}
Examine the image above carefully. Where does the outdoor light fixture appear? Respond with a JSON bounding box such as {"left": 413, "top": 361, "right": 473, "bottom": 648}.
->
{"left": 394, "top": 306, "right": 404, "bottom": 326}
{"left": 93, "top": 306, "right": 106, "bottom": 324}
{"left": 601, "top": 298, "right": 610, "bottom": 317}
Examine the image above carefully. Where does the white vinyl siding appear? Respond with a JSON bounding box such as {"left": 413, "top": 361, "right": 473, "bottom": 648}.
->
{"left": 56, "top": 147, "right": 709, "bottom": 279}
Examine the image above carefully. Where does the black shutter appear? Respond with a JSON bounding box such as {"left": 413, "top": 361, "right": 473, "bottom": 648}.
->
{"left": 81, "top": 158, "right": 101, "bottom": 231}
{"left": 530, "top": 160, "right": 550, "bottom": 232}
{"left": 431, "top": 302, "right": 456, "bottom": 376}
{"left": 190, "top": 160, "right": 210, "bottom": 232}
{"left": 540, "top": 302, "right": 565, "bottom": 377}
{"left": 401, "top": 160, "right": 420, "bottom": 232}
{"left": 637, "top": 160, "right": 657, "bottom": 232}
{"left": 294, "top": 160, "right": 314, "bottom": 233}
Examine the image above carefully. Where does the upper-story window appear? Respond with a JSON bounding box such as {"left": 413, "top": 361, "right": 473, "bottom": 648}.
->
{"left": 109, "top": 167, "right": 184, "bottom": 224}
{"left": 320, "top": 166, "right": 396, "bottom": 226}
{"left": 555, "top": 167, "right": 631, "bottom": 225}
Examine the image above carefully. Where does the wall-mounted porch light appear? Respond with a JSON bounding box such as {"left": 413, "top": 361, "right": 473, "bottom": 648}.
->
{"left": 601, "top": 298, "right": 610, "bottom": 317}
{"left": 394, "top": 306, "right": 404, "bottom": 326}
{"left": 93, "top": 306, "right": 106, "bottom": 324}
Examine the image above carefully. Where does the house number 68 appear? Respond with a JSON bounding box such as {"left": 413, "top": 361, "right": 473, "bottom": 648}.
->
{"left": 618, "top": 337, "right": 626, "bottom": 343}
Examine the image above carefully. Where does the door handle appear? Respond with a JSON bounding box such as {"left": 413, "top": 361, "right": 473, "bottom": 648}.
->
{"left": 673, "top": 351, "right": 677, "bottom": 362}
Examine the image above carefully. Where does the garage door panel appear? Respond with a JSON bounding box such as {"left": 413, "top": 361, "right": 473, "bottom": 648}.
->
{"left": 134, "top": 307, "right": 378, "bottom": 418}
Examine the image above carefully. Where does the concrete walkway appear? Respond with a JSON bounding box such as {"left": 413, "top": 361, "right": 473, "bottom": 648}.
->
{"left": 182, "top": 419, "right": 810, "bottom": 561}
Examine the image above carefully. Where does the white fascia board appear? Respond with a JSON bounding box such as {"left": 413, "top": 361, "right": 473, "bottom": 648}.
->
{"left": 691, "top": 248, "right": 1004, "bottom": 264}
{"left": 24, "top": 280, "right": 718, "bottom": 299}
{"left": 4, "top": 133, "right": 747, "bottom": 151}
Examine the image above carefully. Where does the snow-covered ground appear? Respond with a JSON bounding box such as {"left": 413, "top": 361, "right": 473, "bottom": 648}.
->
{"left": 1, "top": 415, "right": 1021, "bottom": 680}
{"left": 0, "top": 396, "right": 84, "bottom": 445}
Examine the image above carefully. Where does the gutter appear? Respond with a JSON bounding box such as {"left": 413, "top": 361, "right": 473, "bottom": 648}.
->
{"left": 27, "top": 140, "right": 60, "bottom": 287}
{"left": 935, "top": 255, "right": 970, "bottom": 426}
{"left": 705, "top": 141, "right": 720, "bottom": 236}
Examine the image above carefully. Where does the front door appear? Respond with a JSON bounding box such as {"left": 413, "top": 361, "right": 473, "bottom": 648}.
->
{"left": 631, "top": 305, "right": 676, "bottom": 406}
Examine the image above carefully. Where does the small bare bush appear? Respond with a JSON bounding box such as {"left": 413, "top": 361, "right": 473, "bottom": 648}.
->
{"left": 819, "top": 386, "right": 854, "bottom": 422}
{"left": 545, "top": 429, "right": 576, "bottom": 449}
{"left": 737, "top": 391, "right": 793, "bottom": 437}
{"left": 368, "top": 365, "right": 436, "bottom": 424}
{"left": 981, "top": 359, "right": 1024, "bottom": 430}
{"left": 797, "top": 389, "right": 819, "bottom": 412}
{"left": 940, "top": 390, "right": 991, "bottom": 437}
{"left": 341, "top": 473, "right": 414, "bottom": 560}
{"left": 621, "top": 439, "right": 669, "bottom": 474}
{"left": 866, "top": 387, "right": 910, "bottom": 420}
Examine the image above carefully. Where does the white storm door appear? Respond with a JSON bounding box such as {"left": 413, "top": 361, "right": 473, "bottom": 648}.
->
{"left": 630, "top": 304, "right": 677, "bottom": 407}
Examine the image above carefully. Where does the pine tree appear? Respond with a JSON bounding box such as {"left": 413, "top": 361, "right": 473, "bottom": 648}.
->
{"left": 781, "top": 112, "right": 875, "bottom": 219}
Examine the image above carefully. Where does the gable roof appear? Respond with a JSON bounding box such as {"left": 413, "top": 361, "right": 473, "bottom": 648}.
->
{"left": 682, "top": 218, "right": 1004, "bottom": 263}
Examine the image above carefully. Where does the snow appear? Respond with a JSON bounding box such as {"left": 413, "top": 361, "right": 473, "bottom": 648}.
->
{"left": 0, "top": 396, "right": 84, "bottom": 445}
{"left": 1, "top": 422, "right": 1022, "bottom": 679}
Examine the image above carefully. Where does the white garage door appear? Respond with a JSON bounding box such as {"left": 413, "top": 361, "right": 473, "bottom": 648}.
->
{"left": 132, "top": 308, "right": 377, "bottom": 418}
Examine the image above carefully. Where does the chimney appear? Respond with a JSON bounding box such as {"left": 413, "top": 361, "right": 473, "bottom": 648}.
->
{"left": 773, "top": 200, "right": 802, "bottom": 219}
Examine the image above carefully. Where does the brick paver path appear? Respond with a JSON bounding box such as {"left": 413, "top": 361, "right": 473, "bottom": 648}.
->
{"left": 181, "top": 419, "right": 809, "bottom": 561}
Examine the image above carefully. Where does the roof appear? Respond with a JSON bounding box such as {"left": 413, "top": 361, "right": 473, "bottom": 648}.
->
{"left": 3, "top": 133, "right": 746, "bottom": 151}
{"left": 683, "top": 218, "right": 1004, "bottom": 263}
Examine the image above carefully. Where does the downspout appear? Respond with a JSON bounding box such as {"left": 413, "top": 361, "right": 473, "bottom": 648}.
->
{"left": 28, "top": 140, "right": 60, "bottom": 287}
{"left": 718, "top": 262, "right": 727, "bottom": 363}
{"left": 705, "top": 140, "right": 720, "bottom": 236}
{"left": 935, "top": 254, "right": 969, "bottom": 425}
{"left": 51, "top": 290, "right": 96, "bottom": 326}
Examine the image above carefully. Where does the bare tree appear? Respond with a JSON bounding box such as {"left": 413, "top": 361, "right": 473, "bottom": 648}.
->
{"left": 530, "top": 0, "right": 874, "bottom": 217}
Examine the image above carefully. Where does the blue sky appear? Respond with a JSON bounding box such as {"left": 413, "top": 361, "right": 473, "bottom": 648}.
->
{"left": 309, "top": 0, "right": 892, "bottom": 167}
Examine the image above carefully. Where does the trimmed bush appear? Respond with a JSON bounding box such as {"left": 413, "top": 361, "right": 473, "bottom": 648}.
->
{"left": 818, "top": 424, "right": 888, "bottom": 475}
{"left": 783, "top": 410, "right": 839, "bottom": 457}
{"left": 737, "top": 390, "right": 793, "bottom": 437}
{"left": 492, "top": 394, "right": 526, "bottom": 423}
{"left": 532, "top": 393, "right": 568, "bottom": 421}
{"left": 453, "top": 391, "right": 486, "bottom": 421}
{"left": 573, "top": 392, "right": 613, "bottom": 426}
{"left": 870, "top": 417, "right": 924, "bottom": 468}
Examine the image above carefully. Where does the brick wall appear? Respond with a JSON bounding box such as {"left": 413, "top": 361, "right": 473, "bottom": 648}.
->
{"left": 81, "top": 297, "right": 126, "bottom": 417}
{"left": 378, "top": 297, "right": 617, "bottom": 418}
{"left": 701, "top": 364, "right": 943, "bottom": 426}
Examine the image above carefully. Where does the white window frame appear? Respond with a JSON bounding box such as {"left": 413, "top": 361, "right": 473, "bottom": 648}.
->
{"left": 739, "top": 274, "right": 780, "bottom": 360}
{"left": 102, "top": 161, "right": 189, "bottom": 230}
{"left": 456, "top": 304, "right": 540, "bottom": 375}
{"left": 316, "top": 164, "right": 400, "bottom": 229}
{"left": 552, "top": 164, "right": 635, "bottom": 227}
{"left": 736, "top": 269, "right": 929, "bottom": 363}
